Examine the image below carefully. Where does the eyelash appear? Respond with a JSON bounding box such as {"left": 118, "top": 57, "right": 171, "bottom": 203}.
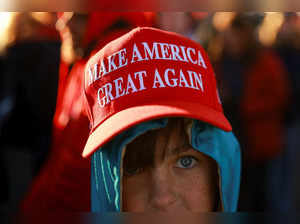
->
{"left": 175, "top": 155, "right": 199, "bottom": 169}
{"left": 124, "top": 155, "right": 200, "bottom": 177}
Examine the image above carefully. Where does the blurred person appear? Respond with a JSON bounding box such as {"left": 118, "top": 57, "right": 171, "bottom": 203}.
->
{"left": 83, "top": 27, "right": 241, "bottom": 212}
{"left": 1, "top": 12, "right": 60, "bottom": 171}
{"left": 275, "top": 13, "right": 300, "bottom": 210}
{"left": 217, "top": 14, "right": 291, "bottom": 211}
{"left": 157, "top": 12, "right": 198, "bottom": 41}
{"left": 0, "top": 57, "right": 10, "bottom": 206}
{"left": 0, "top": 13, "right": 15, "bottom": 207}
{"left": 21, "top": 12, "right": 154, "bottom": 212}
{"left": 0, "top": 12, "right": 60, "bottom": 211}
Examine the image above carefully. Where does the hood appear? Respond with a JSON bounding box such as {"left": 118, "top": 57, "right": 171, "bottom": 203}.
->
{"left": 91, "top": 118, "right": 241, "bottom": 212}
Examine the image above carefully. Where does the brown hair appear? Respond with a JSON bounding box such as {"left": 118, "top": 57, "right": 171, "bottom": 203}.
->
{"left": 123, "top": 118, "right": 220, "bottom": 211}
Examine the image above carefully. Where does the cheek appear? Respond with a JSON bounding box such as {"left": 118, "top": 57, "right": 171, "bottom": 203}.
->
{"left": 174, "top": 167, "right": 217, "bottom": 212}
{"left": 122, "top": 173, "right": 149, "bottom": 212}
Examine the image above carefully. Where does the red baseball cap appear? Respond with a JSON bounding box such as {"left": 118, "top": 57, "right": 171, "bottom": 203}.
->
{"left": 82, "top": 27, "right": 232, "bottom": 158}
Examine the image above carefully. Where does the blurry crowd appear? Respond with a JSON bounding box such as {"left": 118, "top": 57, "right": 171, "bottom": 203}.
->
{"left": 0, "top": 12, "right": 299, "bottom": 212}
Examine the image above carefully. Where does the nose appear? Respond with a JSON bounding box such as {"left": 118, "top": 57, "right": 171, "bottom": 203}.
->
{"left": 148, "top": 167, "right": 177, "bottom": 211}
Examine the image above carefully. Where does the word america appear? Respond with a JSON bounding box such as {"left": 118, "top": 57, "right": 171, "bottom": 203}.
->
{"left": 97, "top": 67, "right": 204, "bottom": 108}
{"left": 88, "top": 42, "right": 207, "bottom": 86}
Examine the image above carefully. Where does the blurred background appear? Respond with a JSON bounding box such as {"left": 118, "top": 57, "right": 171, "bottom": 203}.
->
{"left": 0, "top": 12, "right": 299, "bottom": 213}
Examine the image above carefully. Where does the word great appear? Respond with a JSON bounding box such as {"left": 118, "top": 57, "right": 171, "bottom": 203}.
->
{"left": 97, "top": 67, "right": 204, "bottom": 107}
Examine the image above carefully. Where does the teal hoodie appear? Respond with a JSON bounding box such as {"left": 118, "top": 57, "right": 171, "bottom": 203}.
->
{"left": 91, "top": 118, "right": 241, "bottom": 212}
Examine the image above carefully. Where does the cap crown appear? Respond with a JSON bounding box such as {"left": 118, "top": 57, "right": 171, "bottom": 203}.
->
{"left": 84, "top": 27, "right": 223, "bottom": 133}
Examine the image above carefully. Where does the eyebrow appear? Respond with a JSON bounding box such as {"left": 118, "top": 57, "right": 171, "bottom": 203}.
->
{"left": 168, "top": 143, "right": 193, "bottom": 155}
{"left": 158, "top": 143, "right": 193, "bottom": 162}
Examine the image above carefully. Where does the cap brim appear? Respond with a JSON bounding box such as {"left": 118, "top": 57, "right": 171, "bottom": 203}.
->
{"left": 82, "top": 101, "right": 232, "bottom": 158}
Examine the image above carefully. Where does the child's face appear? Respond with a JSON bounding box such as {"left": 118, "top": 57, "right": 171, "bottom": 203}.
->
{"left": 122, "top": 119, "right": 219, "bottom": 212}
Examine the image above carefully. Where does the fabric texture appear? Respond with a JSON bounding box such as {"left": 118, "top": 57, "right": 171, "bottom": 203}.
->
{"left": 83, "top": 27, "right": 232, "bottom": 158}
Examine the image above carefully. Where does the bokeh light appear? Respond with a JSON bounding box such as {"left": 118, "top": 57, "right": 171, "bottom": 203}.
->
{"left": 0, "top": 12, "right": 17, "bottom": 54}
{"left": 258, "top": 12, "right": 285, "bottom": 46}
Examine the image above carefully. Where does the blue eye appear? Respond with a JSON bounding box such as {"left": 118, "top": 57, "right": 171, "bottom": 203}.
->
{"left": 176, "top": 156, "right": 197, "bottom": 169}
